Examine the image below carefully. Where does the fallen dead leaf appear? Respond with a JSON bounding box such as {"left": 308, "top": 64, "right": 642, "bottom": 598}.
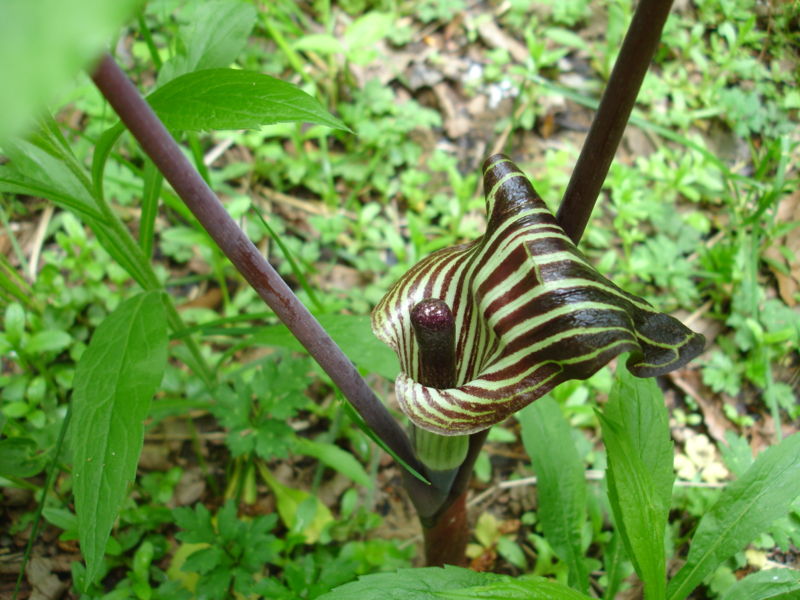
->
{"left": 669, "top": 368, "right": 733, "bottom": 444}
{"left": 764, "top": 190, "right": 800, "bottom": 306}
{"left": 26, "top": 556, "right": 68, "bottom": 600}
{"left": 476, "top": 20, "right": 529, "bottom": 63}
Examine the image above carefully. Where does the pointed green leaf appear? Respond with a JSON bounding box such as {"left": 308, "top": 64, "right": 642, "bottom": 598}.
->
{"left": 293, "top": 437, "right": 373, "bottom": 489}
{"left": 72, "top": 291, "right": 168, "bottom": 584}
{"left": 316, "top": 566, "right": 508, "bottom": 600}
{"left": 0, "top": 140, "right": 103, "bottom": 222}
{"left": 157, "top": 0, "right": 257, "bottom": 85}
{"left": 518, "top": 396, "right": 589, "bottom": 592}
{"left": 0, "top": 437, "right": 46, "bottom": 478}
{"left": 339, "top": 397, "right": 430, "bottom": 485}
{"left": 257, "top": 463, "right": 333, "bottom": 544}
{"left": 147, "top": 68, "right": 349, "bottom": 132}
{"left": 372, "top": 155, "right": 704, "bottom": 435}
{"left": 667, "top": 433, "right": 800, "bottom": 600}
{"left": 439, "top": 575, "right": 595, "bottom": 599}
{"left": 720, "top": 568, "right": 800, "bottom": 600}
{"left": 600, "top": 366, "right": 673, "bottom": 600}
{"left": 26, "top": 329, "right": 72, "bottom": 355}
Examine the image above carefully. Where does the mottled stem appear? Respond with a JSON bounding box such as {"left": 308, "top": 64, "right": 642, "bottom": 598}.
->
{"left": 557, "top": 0, "right": 674, "bottom": 243}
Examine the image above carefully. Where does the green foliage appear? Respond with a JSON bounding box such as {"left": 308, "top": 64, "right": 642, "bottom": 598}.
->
{"left": 71, "top": 291, "right": 168, "bottom": 584}
{"left": 155, "top": 0, "right": 258, "bottom": 85}
{"left": 211, "top": 355, "right": 310, "bottom": 460}
{"left": 518, "top": 396, "right": 589, "bottom": 592}
{"left": 318, "top": 566, "right": 594, "bottom": 599}
{"left": 173, "top": 500, "right": 282, "bottom": 598}
{"left": 148, "top": 69, "right": 350, "bottom": 132}
{"left": 600, "top": 367, "right": 674, "bottom": 600}
{"left": 720, "top": 568, "right": 800, "bottom": 600}
{"left": 0, "top": 0, "right": 140, "bottom": 143}
{"left": 253, "top": 313, "right": 399, "bottom": 380}
{"left": 667, "top": 433, "right": 800, "bottom": 600}
{"left": 1, "top": 0, "right": 797, "bottom": 597}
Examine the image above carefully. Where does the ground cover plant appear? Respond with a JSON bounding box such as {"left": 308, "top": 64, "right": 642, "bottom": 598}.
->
{"left": 1, "top": 0, "right": 799, "bottom": 598}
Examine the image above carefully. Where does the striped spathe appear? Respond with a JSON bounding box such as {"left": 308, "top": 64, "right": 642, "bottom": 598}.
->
{"left": 372, "top": 154, "right": 705, "bottom": 435}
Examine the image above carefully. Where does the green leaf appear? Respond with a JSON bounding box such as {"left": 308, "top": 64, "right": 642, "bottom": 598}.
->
{"left": 157, "top": 0, "right": 257, "bottom": 85}
{"left": 600, "top": 366, "right": 673, "bottom": 600}
{"left": 0, "top": 437, "right": 46, "bottom": 478}
{"left": 4, "top": 303, "right": 25, "bottom": 346}
{"left": 667, "top": 433, "right": 800, "bottom": 600}
{"left": 0, "top": 140, "right": 103, "bottom": 222}
{"left": 257, "top": 463, "right": 333, "bottom": 544}
{"left": 316, "top": 566, "right": 508, "bottom": 600}
{"left": 26, "top": 329, "right": 72, "bottom": 355}
{"left": 293, "top": 437, "right": 373, "bottom": 489}
{"left": 293, "top": 33, "right": 345, "bottom": 55}
{"left": 518, "top": 396, "right": 589, "bottom": 592}
{"left": 720, "top": 568, "right": 800, "bottom": 600}
{"left": 343, "top": 13, "right": 395, "bottom": 63}
{"left": 0, "top": 0, "right": 139, "bottom": 143}
{"left": 147, "top": 68, "right": 350, "bottom": 132}
{"left": 719, "top": 430, "right": 754, "bottom": 478}
{"left": 253, "top": 313, "right": 399, "bottom": 380}
{"left": 72, "top": 291, "right": 168, "bottom": 584}
{"left": 439, "top": 575, "right": 596, "bottom": 599}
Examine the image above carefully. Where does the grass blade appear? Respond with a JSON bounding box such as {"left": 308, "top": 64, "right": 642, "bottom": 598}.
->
{"left": 667, "top": 433, "right": 800, "bottom": 600}
{"left": 518, "top": 396, "right": 589, "bottom": 592}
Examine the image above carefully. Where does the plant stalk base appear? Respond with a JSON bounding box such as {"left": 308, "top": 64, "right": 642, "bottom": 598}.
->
{"left": 422, "top": 491, "right": 469, "bottom": 567}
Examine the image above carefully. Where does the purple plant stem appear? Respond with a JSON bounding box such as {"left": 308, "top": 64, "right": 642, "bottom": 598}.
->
{"left": 89, "top": 53, "right": 421, "bottom": 474}
{"left": 557, "top": 0, "right": 675, "bottom": 244}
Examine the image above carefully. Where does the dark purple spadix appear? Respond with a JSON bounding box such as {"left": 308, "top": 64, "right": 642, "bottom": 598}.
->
{"left": 410, "top": 299, "right": 456, "bottom": 391}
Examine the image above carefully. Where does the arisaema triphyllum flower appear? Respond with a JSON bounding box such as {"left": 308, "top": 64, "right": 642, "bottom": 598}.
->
{"left": 372, "top": 155, "right": 705, "bottom": 450}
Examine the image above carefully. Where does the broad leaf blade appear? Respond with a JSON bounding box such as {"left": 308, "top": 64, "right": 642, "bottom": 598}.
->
{"left": 147, "top": 69, "right": 349, "bottom": 132}
{"left": 720, "top": 568, "right": 800, "bottom": 600}
{"left": 0, "top": 0, "right": 139, "bottom": 143}
{"left": 72, "top": 291, "right": 168, "bottom": 584}
{"left": 157, "top": 0, "right": 257, "bottom": 85}
{"left": 439, "top": 576, "right": 595, "bottom": 599}
{"left": 316, "top": 566, "right": 508, "bottom": 600}
{"left": 600, "top": 366, "right": 673, "bottom": 600}
{"left": 667, "top": 433, "right": 800, "bottom": 600}
{"left": 293, "top": 437, "right": 373, "bottom": 489}
{"left": 518, "top": 396, "right": 589, "bottom": 592}
{"left": 258, "top": 463, "right": 333, "bottom": 544}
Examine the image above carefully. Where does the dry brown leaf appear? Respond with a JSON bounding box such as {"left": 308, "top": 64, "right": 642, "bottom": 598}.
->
{"left": 669, "top": 369, "right": 733, "bottom": 443}
{"left": 433, "top": 82, "right": 472, "bottom": 138}
{"left": 476, "top": 20, "right": 529, "bottom": 63}
{"left": 765, "top": 190, "right": 800, "bottom": 306}
{"left": 26, "top": 556, "right": 68, "bottom": 600}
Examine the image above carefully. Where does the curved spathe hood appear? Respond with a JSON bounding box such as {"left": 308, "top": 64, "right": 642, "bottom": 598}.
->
{"left": 372, "top": 154, "right": 705, "bottom": 435}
